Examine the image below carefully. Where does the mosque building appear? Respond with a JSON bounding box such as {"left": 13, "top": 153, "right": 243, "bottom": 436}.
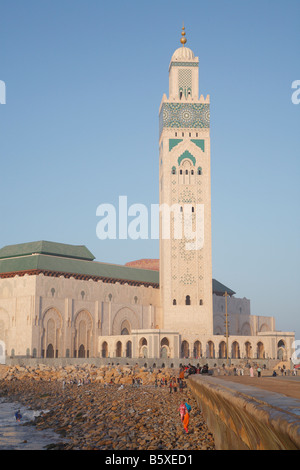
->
{"left": 0, "top": 28, "right": 294, "bottom": 364}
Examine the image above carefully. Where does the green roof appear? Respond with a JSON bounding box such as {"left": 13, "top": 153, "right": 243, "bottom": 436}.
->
{"left": 0, "top": 241, "right": 95, "bottom": 261}
{"left": 212, "top": 279, "right": 235, "bottom": 296}
{"left": 0, "top": 242, "right": 235, "bottom": 293}
{"left": 0, "top": 241, "right": 159, "bottom": 286}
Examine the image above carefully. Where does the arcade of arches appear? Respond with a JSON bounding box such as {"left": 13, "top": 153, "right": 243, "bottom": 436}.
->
{"left": 98, "top": 337, "right": 287, "bottom": 360}
{"left": 39, "top": 308, "right": 287, "bottom": 360}
{"left": 41, "top": 308, "right": 94, "bottom": 359}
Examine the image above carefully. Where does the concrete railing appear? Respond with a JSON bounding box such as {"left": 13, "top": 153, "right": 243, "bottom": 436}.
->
{"left": 188, "top": 375, "right": 300, "bottom": 450}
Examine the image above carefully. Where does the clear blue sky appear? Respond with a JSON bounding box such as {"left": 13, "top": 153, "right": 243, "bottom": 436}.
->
{"left": 0, "top": 0, "right": 299, "bottom": 340}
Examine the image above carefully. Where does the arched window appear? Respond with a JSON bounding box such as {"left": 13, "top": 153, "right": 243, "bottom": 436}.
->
{"left": 173, "top": 299, "right": 177, "bottom": 305}
{"left": 102, "top": 341, "right": 108, "bottom": 358}
{"left": 116, "top": 341, "right": 122, "bottom": 357}
{"left": 193, "top": 341, "right": 202, "bottom": 358}
{"left": 181, "top": 340, "right": 189, "bottom": 358}
{"left": 172, "top": 166, "right": 176, "bottom": 175}
{"left": 198, "top": 167, "right": 202, "bottom": 175}
{"left": 185, "top": 295, "right": 191, "bottom": 305}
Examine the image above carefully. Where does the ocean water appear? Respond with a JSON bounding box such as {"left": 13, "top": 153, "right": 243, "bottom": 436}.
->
{"left": 0, "top": 398, "right": 67, "bottom": 450}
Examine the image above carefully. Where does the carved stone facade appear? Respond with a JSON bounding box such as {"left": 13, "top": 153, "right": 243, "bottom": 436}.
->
{"left": 0, "top": 32, "right": 295, "bottom": 363}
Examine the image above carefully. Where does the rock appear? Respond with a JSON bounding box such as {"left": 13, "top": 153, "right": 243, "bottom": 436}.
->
{"left": 0, "top": 364, "right": 215, "bottom": 450}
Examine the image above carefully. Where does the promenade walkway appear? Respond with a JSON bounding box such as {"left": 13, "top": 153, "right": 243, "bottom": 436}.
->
{"left": 217, "top": 375, "right": 300, "bottom": 400}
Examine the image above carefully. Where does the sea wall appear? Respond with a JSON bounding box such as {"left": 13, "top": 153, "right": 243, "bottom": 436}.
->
{"left": 188, "top": 375, "right": 300, "bottom": 450}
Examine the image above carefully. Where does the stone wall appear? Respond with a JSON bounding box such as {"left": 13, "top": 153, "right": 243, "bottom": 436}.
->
{"left": 188, "top": 375, "right": 300, "bottom": 450}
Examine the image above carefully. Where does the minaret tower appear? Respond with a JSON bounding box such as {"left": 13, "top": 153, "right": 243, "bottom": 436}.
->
{"left": 159, "top": 26, "right": 213, "bottom": 338}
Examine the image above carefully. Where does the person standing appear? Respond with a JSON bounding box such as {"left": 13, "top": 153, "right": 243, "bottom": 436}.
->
{"left": 178, "top": 402, "right": 186, "bottom": 422}
{"left": 15, "top": 410, "right": 22, "bottom": 422}
{"left": 183, "top": 410, "right": 189, "bottom": 433}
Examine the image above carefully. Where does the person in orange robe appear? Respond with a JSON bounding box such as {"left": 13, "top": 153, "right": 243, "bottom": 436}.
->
{"left": 183, "top": 411, "right": 189, "bottom": 433}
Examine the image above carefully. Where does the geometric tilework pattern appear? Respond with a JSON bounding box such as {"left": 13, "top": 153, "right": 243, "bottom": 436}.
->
{"left": 178, "top": 69, "right": 192, "bottom": 97}
{"left": 170, "top": 62, "right": 199, "bottom": 68}
{"left": 159, "top": 103, "right": 210, "bottom": 136}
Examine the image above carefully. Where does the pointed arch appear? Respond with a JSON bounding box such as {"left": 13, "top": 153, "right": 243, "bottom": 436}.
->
{"left": 112, "top": 307, "right": 139, "bottom": 336}
{"left": 41, "top": 307, "right": 63, "bottom": 358}
{"left": 73, "top": 309, "right": 94, "bottom": 358}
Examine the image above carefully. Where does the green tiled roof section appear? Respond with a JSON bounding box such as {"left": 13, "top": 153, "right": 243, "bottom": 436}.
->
{"left": 169, "top": 139, "right": 183, "bottom": 151}
{"left": 191, "top": 139, "right": 205, "bottom": 152}
{"left": 0, "top": 254, "right": 159, "bottom": 285}
{"left": 178, "top": 150, "right": 196, "bottom": 166}
{"left": 0, "top": 241, "right": 95, "bottom": 261}
{"left": 212, "top": 279, "right": 235, "bottom": 296}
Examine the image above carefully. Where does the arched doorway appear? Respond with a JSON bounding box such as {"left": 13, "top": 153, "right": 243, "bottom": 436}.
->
{"left": 78, "top": 344, "right": 85, "bottom": 358}
{"left": 74, "top": 310, "right": 93, "bottom": 358}
{"left": 112, "top": 307, "right": 139, "bottom": 335}
{"left": 126, "top": 341, "right": 132, "bottom": 358}
{"left": 101, "top": 341, "right": 108, "bottom": 358}
{"left": 257, "top": 342, "right": 264, "bottom": 359}
{"left": 277, "top": 340, "right": 286, "bottom": 360}
{"left": 139, "top": 338, "right": 148, "bottom": 358}
{"left": 193, "top": 341, "right": 202, "bottom": 358}
{"left": 116, "top": 341, "right": 122, "bottom": 357}
{"left": 245, "top": 341, "right": 252, "bottom": 358}
{"left": 232, "top": 341, "right": 240, "bottom": 359}
{"left": 121, "top": 319, "right": 131, "bottom": 335}
{"left": 160, "top": 337, "right": 170, "bottom": 358}
{"left": 46, "top": 343, "right": 54, "bottom": 358}
{"left": 181, "top": 340, "right": 189, "bottom": 358}
{"left": 42, "top": 309, "right": 62, "bottom": 358}
{"left": 219, "top": 341, "right": 227, "bottom": 359}
{"left": 207, "top": 341, "right": 215, "bottom": 359}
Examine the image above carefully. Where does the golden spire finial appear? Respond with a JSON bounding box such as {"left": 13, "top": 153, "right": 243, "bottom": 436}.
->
{"left": 180, "top": 23, "right": 187, "bottom": 46}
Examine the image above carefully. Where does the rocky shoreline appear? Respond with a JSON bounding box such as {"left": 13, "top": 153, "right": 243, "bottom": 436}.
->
{"left": 0, "top": 364, "right": 215, "bottom": 450}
